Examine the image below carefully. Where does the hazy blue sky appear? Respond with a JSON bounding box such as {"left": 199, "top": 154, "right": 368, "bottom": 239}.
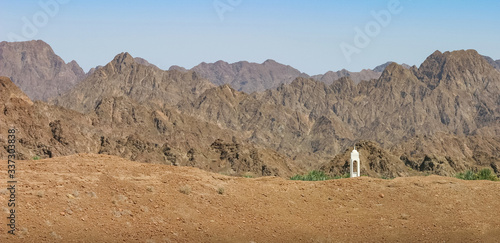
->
{"left": 1, "top": 0, "right": 499, "bottom": 74}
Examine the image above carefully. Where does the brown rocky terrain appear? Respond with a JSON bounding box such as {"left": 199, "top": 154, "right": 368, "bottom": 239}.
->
{"left": 179, "top": 49, "right": 500, "bottom": 176}
{"left": 1, "top": 154, "right": 499, "bottom": 242}
{"left": 0, "top": 40, "right": 86, "bottom": 101}
{"left": 1, "top": 76, "right": 299, "bottom": 177}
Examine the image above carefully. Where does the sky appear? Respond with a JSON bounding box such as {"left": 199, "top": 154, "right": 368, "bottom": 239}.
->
{"left": 1, "top": 0, "right": 499, "bottom": 75}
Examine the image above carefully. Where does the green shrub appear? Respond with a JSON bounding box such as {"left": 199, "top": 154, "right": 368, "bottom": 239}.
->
{"left": 290, "top": 171, "right": 330, "bottom": 181}
{"left": 290, "top": 171, "right": 349, "bottom": 181}
{"left": 455, "top": 169, "right": 498, "bottom": 181}
{"left": 178, "top": 185, "right": 191, "bottom": 195}
{"left": 333, "top": 173, "right": 351, "bottom": 179}
{"left": 33, "top": 155, "right": 40, "bottom": 160}
{"left": 477, "top": 169, "right": 499, "bottom": 181}
{"left": 217, "top": 187, "right": 225, "bottom": 195}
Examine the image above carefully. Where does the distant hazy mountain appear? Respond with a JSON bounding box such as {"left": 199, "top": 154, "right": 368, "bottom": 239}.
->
{"left": 311, "top": 69, "right": 381, "bottom": 85}
{"left": 133, "top": 57, "right": 159, "bottom": 69}
{"left": 312, "top": 62, "right": 413, "bottom": 86}
{"left": 0, "top": 40, "right": 86, "bottom": 101}
{"left": 482, "top": 55, "right": 500, "bottom": 70}
{"left": 177, "top": 60, "right": 398, "bottom": 92}
{"left": 373, "top": 61, "right": 412, "bottom": 72}
{"left": 187, "top": 59, "right": 309, "bottom": 93}
{"left": 168, "top": 65, "right": 187, "bottom": 72}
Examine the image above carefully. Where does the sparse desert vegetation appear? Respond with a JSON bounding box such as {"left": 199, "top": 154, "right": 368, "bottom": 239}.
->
{"left": 179, "top": 185, "right": 192, "bottom": 195}
{"left": 455, "top": 169, "right": 499, "bottom": 181}
{"left": 290, "top": 171, "right": 350, "bottom": 181}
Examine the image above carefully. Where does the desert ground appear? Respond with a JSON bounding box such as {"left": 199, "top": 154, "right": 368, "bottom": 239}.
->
{"left": 1, "top": 154, "right": 499, "bottom": 242}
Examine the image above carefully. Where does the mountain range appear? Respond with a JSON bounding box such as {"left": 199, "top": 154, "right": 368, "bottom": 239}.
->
{"left": 3, "top": 40, "right": 500, "bottom": 99}
{"left": 1, "top": 40, "right": 500, "bottom": 178}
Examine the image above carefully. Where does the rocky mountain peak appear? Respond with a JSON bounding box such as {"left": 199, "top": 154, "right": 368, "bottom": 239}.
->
{"left": 53, "top": 51, "right": 216, "bottom": 113}
{"left": 263, "top": 59, "right": 278, "bottom": 65}
{"left": 374, "top": 61, "right": 411, "bottom": 72}
{"left": 419, "top": 49, "right": 497, "bottom": 90}
{"left": 379, "top": 62, "right": 415, "bottom": 82}
{"left": 168, "top": 65, "right": 187, "bottom": 72}
{"left": 0, "top": 40, "right": 86, "bottom": 101}
{"left": 111, "top": 52, "right": 135, "bottom": 70}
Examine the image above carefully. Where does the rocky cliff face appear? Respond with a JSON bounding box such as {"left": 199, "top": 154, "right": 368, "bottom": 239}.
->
{"left": 0, "top": 40, "right": 86, "bottom": 101}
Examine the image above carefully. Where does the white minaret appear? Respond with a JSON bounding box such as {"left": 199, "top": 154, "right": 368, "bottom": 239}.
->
{"left": 350, "top": 146, "right": 360, "bottom": 178}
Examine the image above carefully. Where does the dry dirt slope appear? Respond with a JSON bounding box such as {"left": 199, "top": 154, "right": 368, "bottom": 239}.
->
{"left": 1, "top": 154, "right": 500, "bottom": 242}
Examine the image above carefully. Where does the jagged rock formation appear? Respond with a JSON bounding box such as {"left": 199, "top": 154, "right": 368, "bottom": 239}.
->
{"left": 0, "top": 40, "right": 86, "bottom": 101}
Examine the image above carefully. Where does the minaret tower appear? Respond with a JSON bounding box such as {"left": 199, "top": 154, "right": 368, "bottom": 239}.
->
{"left": 350, "top": 146, "right": 360, "bottom": 178}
